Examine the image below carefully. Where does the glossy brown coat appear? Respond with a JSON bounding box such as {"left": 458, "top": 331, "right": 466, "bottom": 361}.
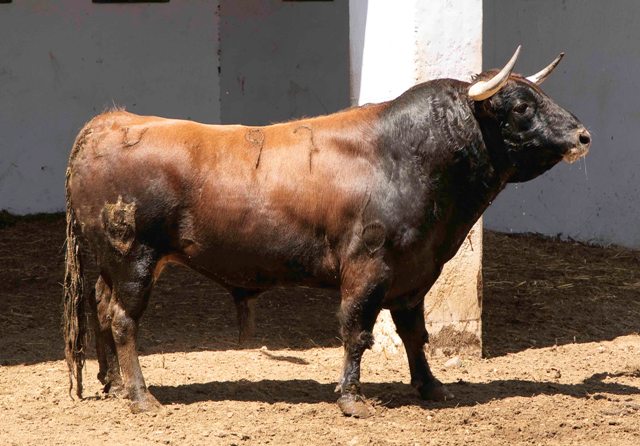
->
{"left": 64, "top": 71, "right": 590, "bottom": 416}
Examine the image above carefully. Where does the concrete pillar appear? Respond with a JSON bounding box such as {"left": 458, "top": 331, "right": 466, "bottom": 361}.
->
{"left": 349, "top": 0, "right": 483, "bottom": 357}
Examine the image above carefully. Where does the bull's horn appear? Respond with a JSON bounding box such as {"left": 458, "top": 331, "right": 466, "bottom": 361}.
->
{"left": 526, "top": 52, "right": 564, "bottom": 85}
{"left": 468, "top": 45, "right": 521, "bottom": 101}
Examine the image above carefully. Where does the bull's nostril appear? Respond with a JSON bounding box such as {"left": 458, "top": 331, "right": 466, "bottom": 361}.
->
{"left": 578, "top": 129, "right": 591, "bottom": 146}
{"left": 579, "top": 134, "right": 590, "bottom": 145}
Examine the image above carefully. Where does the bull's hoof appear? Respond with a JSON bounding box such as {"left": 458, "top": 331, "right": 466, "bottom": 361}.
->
{"left": 128, "top": 393, "right": 163, "bottom": 414}
{"left": 418, "top": 380, "right": 454, "bottom": 402}
{"left": 103, "top": 380, "right": 126, "bottom": 398}
{"left": 337, "top": 393, "right": 374, "bottom": 418}
{"left": 98, "top": 370, "right": 126, "bottom": 397}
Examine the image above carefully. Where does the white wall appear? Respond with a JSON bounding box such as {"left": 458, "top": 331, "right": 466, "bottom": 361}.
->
{"left": 414, "top": 0, "right": 482, "bottom": 82}
{"left": 348, "top": 0, "right": 416, "bottom": 105}
{"left": 0, "top": 0, "right": 221, "bottom": 214}
{"left": 349, "top": 0, "right": 482, "bottom": 104}
{"left": 484, "top": 0, "right": 640, "bottom": 247}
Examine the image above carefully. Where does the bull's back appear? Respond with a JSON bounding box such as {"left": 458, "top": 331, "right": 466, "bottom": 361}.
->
{"left": 68, "top": 108, "right": 384, "bottom": 288}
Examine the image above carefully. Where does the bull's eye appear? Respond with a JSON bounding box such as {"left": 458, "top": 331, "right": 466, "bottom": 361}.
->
{"left": 513, "top": 103, "right": 529, "bottom": 114}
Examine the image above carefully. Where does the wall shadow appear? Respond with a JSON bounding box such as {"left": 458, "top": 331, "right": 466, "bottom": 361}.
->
{"left": 481, "top": 231, "right": 640, "bottom": 357}
{"left": 2, "top": 217, "right": 640, "bottom": 367}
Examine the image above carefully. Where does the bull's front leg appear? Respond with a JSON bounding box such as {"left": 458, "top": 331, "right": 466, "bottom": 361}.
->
{"left": 390, "top": 299, "right": 454, "bottom": 401}
{"left": 335, "top": 259, "right": 389, "bottom": 418}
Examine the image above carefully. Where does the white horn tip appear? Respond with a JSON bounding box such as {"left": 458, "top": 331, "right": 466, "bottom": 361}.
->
{"left": 526, "top": 52, "right": 565, "bottom": 85}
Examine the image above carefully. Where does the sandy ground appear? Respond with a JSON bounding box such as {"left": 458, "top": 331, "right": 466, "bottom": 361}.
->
{"left": 1, "top": 216, "right": 640, "bottom": 445}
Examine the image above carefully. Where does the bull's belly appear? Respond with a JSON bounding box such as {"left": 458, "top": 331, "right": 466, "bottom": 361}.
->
{"left": 173, "top": 245, "right": 340, "bottom": 291}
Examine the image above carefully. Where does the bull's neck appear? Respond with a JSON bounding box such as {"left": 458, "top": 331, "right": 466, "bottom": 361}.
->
{"left": 377, "top": 81, "right": 511, "bottom": 257}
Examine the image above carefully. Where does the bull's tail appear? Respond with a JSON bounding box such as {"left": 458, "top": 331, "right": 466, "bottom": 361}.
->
{"left": 63, "top": 129, "right": 89, "bottom": 399}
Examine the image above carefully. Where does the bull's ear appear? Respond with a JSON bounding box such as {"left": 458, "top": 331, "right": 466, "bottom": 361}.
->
{"left": 468, "top": 45, "right": 521, "bottom": 101}
{"left": 526, "top": 53, "right": 565, "bottom": 85}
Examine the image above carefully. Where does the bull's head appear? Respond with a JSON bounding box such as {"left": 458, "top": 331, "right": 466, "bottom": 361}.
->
{"left": 469, "top": 46, "right": 591, "bottom": 182}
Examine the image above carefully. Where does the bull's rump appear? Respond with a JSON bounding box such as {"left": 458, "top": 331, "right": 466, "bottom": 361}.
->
{"left": 68, "top": 110, "right": 379, "bottom": 287}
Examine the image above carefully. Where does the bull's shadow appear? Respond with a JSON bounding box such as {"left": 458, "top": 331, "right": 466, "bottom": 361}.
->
{"left": 150, "top": 370, "right": 640, "bottom": 409}
{"left": 2, "top": 216, "right": 640, "bottom": 366}
{"left": 137, "top": 267, "right": 344, "bottom": 355}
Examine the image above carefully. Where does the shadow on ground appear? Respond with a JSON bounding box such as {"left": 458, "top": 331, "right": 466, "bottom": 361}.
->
{"left": 1, "top": 215, "right": 639, "bottom": 365}
{"left": 151, "top": 370, "right": 640, "bottom": 408}
{"left": 482, "top": 231, "right": 640, "bottom": 357}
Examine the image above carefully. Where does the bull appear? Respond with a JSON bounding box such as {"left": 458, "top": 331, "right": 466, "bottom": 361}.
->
{"left": 63, "top": 46, "right": 590, "bottom": 417}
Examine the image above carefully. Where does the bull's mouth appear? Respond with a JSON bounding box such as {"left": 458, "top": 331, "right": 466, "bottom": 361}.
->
{"left": 563, "top": 146, "right": 589, "bottom": 164}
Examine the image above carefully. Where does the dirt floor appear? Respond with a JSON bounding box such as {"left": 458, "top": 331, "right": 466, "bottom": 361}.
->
{"left": 1, "top": 215, "right": 640, "bottom": 445}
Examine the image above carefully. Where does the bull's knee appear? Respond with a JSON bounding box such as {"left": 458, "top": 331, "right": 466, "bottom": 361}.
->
{"left": 110, "top": 307, "right": 136, "bottom": 345}
{"left": 344, "top": 330, "right": 375, "bottom": 353}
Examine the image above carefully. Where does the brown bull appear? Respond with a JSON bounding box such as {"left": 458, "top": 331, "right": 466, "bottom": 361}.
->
{"left": 64, "top": 47, "right": 590, "bottom": 417}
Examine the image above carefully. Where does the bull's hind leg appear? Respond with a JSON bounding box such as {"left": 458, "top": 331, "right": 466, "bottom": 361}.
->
{"left": 391, "top": 300, "right": 454, "bottom": 402}
{"left": 335, "top": 259, "right": 389, "bottom": 418}
{"left": 90, "top": 276, "right": 124, "bottom": 395}
{"left": 102, "top": 245, "right": 162, "bottom": 413}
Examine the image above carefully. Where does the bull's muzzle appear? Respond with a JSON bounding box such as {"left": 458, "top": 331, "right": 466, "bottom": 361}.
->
{"left": 564, "top": 128, "right": 591, "bottom": 164}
